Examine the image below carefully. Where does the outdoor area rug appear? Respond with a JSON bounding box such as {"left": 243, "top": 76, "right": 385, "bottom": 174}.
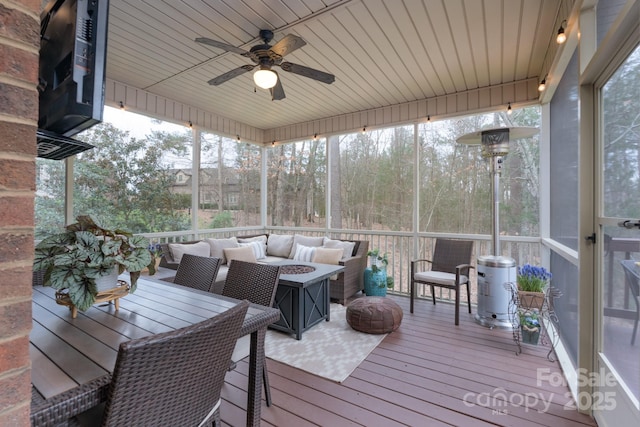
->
{"left": 265, "top": 303, "right": 387, "bottom": 383}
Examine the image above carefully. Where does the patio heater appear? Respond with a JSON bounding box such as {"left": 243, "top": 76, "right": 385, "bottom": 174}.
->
{"left": 457, "top": 127, "right": 538, "bottom": 328}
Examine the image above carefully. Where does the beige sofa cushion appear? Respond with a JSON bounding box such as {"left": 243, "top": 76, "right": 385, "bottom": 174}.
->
{"left": 289, "top": 235, "right": 325, "bottom": 258}
{"left": 239, "top": 241, "right": 266, "bottom": 260}
{"left": 323, "top": 238, "right": 356, "bottom": 260}
{"left": 313, "top": 247, "right": 344, "bottom": 265}
{"left": 205, "top": 237, "right": 238, "bottom": 264}
{"left": 168, "top": 241, "right": 210, "bottom": 264}
{"left": 223, "top": 246, "right": 257, "bottom": 264}
{"left": 266, "top": 234, "right": 294, "bottom": 257}
{"left": 313, "top": 247, "right": 344, "bottom": 280}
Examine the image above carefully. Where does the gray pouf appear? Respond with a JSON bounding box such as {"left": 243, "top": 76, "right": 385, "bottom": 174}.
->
{"left": 346, "top": 297, "right": 403, "bottom": 334}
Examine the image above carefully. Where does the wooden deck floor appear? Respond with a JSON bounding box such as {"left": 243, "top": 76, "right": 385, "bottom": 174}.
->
{"left": 220, "top": 295, "right": 597, "bottom": 427}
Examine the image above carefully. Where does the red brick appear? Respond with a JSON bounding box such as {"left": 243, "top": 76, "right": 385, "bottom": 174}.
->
{"left": 0, "top": 368, "right": 31, "bottom": 412}
{"left": 0, "top": 266, "right": 34, "bottom": 299}
{"left": 0, "top": 4, "right": 40, "bottom": 47}
{"left": 0, "top": 159, "right": 35, "bottom": 190}
{"left": 21, "top": 0, "right": 43, "bottom": 14}
{"left": 0, "top": 233, "right": 34, "bottom": 263}
{"left": 0, "top": 83, "right": 38, "bottom": 121}
{"left": 0, "top": 404, "right": 30, "bottom": 427}
{"left": 0, "top": 301, "right": 31, "bottom": 340}
{"left": 0, "top": 44, "right": 39, "bottom": 84}
{"left": 0, "top": 122, "right": 37, "bottom": 156}
{"left": 0, "top": 336, "right": 29, "bottom": 372}
{"left": 0, "top": 196, "right": 34, "bottom": 227}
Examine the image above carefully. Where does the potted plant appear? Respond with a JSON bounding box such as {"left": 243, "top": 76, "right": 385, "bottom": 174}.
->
{"left": 33, "top": 215, "right": 157, "bottom": 313}
{"left": 516, "top": 264, "right": 551, "bottom": 310}
{"left": 518, "top": 308, "right": 541, "bottom": 345}
{"left": 365, "top": 248, "right": 394, "bottom": 296}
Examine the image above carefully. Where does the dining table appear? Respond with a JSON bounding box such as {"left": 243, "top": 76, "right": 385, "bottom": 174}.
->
{"left": 29, "top": 276, "right": 281, "bottom": 427}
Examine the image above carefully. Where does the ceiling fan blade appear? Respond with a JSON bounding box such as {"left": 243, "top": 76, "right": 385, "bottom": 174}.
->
{"left": 208, "top": 64, "right": 255, "bottom": 86}
{"left": 280, "top": 62, "right": 335, "bottom": 84}
{"left": 270, "top": 34, "right": 306, "bottom": 58}
{"left": 269, "top": 72, "right": 285, "bottom": 100}
{"left": 195, "top": 37, "right": 250, "bottom": 56}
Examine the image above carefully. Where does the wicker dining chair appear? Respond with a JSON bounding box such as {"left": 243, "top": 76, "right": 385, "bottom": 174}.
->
{"left": 71, "top": 299, "right": 249, "bottom": 427}
{"left": 410, "top": 239, "right": 475, "bottom": 325}
{"left": 222, "top": 260, "right": 281, "bottom": 407}
{"left": 173, "top": 254, "right": 222, "bottom": 293}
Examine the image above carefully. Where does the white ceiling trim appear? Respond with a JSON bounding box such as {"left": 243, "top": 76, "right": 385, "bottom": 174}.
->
{"left": 105, "top": 77, "right": 539, "bottom": 145}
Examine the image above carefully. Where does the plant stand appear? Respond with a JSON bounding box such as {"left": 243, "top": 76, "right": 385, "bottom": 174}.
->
{"left": 55, "top": 280, "right": 130, "bottom": 319}
{"left": 364, "top": 267, "right": 387, "bottom": 296}
{"left": 506, "top": 283, "right": 562, "bottom": 361}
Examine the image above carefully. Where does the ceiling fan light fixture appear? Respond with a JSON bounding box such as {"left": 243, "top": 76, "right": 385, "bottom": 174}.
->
{"left": 254, "top": 69, "right": 277, "bottom": 89}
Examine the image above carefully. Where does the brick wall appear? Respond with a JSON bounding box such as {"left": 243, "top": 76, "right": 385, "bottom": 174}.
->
{"left": 0, "top": 1, "right": 40, "bottom": 425}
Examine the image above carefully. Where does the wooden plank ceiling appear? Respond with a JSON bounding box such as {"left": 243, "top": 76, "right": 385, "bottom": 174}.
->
{"left": 106, "top": 0, "right": 562, "bottom": 130}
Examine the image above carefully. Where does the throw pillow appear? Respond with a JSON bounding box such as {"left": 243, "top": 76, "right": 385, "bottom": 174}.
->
{"left": 312, "top": 247, "right": 343, "bottom": 265}
{"left": 168, "top": 241, "right": 210, "bottom": 264}
{"left": 323, "top": 238, "right": 356, "bottom": 260}
{"left": 237, "top": 235, "right": 267, "bottom": 259}
{"left": 266, "top": 234, "right": 294, "bottom": 257}
{"left": 239, "top": 241, "right": 266, "bottom": 260}
{"left": 289, "top": 235, "right": 325, "bottom": 259}
{"left": 237, "top": 235, "right": 267, "bottom": 244}
{"left": 312, "top": 247, "right": 344, "bottom": 280}
{"left": 205, "top": 237, "right": 238, "bottom": 264}
{"left": 293, "top": 244, "right": 317, "bottom": 262}
{"left": 223, "top": 246, "right": 257, "bottom": 265}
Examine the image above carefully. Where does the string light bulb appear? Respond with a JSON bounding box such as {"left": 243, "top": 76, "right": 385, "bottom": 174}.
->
{"left": 313, "top": 133, "right": 317, "bottom": 140}
{"left": 556, "top": 20, "right": 567, "bottom": 44}
{"left": 362, "top": 126, "right": 366, "bottom": 134}
{"left": 119, "top": 101, "right": 125, "bottom": 110}
{"left": 507, "top": 102, "right": 512, "bottom": 115}
{"left": 236, "top": 135, "right": 241, "bottom": 142}
{"left": 427, "top": 115, "right": 431, "bottom": 122}
{"left": 188, "top": 121, "right": 193, "bottom": 128}
{"left": 538, "top": 77, "right": 547, "bottom": 92}
{"left": 271, "top": 141, "right": 275, "bottom": 147}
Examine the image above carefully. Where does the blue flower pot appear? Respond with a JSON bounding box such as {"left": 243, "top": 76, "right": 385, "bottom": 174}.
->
{"left": 364, "top": 267, "right": 387, "bottom": 296}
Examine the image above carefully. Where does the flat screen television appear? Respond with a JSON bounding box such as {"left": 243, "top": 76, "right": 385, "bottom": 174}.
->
{"left": 37, "top": 0, "right": 109, "bottom": 158}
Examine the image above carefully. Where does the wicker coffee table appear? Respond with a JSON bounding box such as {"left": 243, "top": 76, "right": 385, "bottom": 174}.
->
{"left": 270, "top": 260, "right": 344, "bottom": 340}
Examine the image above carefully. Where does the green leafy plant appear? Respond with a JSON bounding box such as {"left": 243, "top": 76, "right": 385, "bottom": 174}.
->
{"left": 367, "top": 248, "right": 389, "bottom": 273}
{"left": 386, "top": 275, "right": 395, "bottom": 289}
{"left": 33, "top": 215, "right": 156, "bottom": 312}
{"left": 367, "top": 248, "right": 393, "bottom": 289}
{"left": 517, "top": 264, "right": 552, "bottom": 292}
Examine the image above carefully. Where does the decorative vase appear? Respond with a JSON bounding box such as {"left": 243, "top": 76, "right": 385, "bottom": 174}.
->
{"left": 518, "top": 290, "right": 545, "bottom": 310}
{"left": 95, "top": 266, "right": 120, "bottom": 292}
{"left": 364, "top": 267, "right": 387, "bottom": 296}
{"left": 520, "top": 324, "right": 540, "bottom": 345}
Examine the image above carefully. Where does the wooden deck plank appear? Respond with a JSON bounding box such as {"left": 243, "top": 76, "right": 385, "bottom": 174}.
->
{"left": 217, "top": 294, "right": 596, "bottom": 427}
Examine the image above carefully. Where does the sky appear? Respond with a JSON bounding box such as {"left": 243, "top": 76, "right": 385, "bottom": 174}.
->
{"left": 102, "top": 106, "right": 193, "bottom": 168}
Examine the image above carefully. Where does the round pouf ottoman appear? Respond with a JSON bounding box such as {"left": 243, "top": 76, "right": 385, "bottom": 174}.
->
{"left": 346, "top": 297, "right": 403, "bottom": 334}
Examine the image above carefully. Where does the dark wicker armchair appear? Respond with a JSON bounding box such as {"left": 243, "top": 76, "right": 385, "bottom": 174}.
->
{"left": 222, "top": 260, "right": 281, "bottom": 407}
{"left": 173, "top": 254, "right": 222, "bottom": 293}
{"left": 69, "top": 300, "right": 249, "bottom": 427}
{"left": 410, "top": 239, "right": 474, "bottom": 325}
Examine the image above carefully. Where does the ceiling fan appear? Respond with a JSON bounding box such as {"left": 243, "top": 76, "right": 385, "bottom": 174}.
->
{"left": 196, "top": 29, "right": 335, "bottom": 101}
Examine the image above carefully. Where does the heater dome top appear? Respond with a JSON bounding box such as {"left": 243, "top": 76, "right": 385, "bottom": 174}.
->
{"left": 456, "top": 126, "right": 539, "bottom": 145}
{"left": 456, "top": 126, "right": 538, "bottom": 157}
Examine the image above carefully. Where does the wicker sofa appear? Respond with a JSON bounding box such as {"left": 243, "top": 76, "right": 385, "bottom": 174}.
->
{"left": 159, "top": 234, "right": 368, "bottom": 304}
